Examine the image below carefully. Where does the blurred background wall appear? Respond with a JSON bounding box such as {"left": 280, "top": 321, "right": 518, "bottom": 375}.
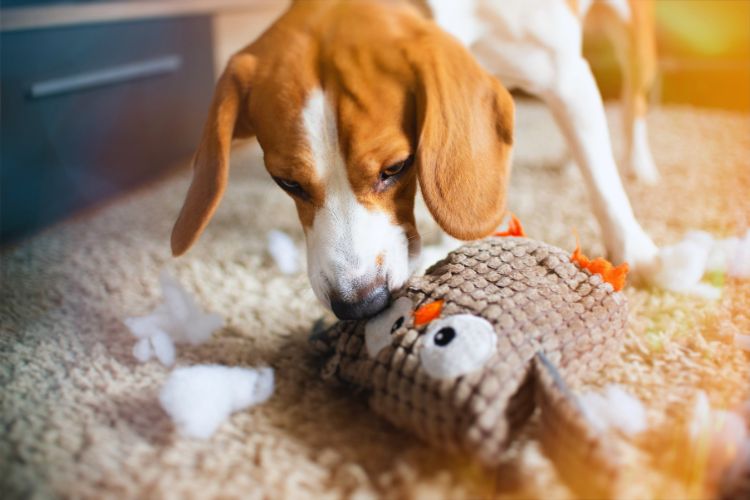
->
{"left": 0, "top": 1, "right": 287, "bottom": 243}
{"left": 1, "top": 0, "right": 748, "bottom": 243}
{"left": 585, "top": 0, "right": 750, "bottom": 111}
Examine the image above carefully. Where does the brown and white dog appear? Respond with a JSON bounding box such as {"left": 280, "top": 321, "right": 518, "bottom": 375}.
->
{"left": 171, "top": 0, "right": 661, "bottom": 320}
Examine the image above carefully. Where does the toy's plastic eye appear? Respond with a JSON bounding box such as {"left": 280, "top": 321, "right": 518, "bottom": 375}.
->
{"left": 364, "top": 296, "right": 413, "bottom": 358}
{"left": 420, "top": 315, "right": 497, "bottom": 379}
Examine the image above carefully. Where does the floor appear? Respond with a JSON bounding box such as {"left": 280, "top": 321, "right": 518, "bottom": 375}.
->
{"left": 1, "top": 100, "right": 749, "bottom": 499}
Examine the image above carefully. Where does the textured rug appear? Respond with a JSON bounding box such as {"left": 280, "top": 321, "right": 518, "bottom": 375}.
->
{"left": 2, "top": 100, "right": 749, "bottom": 499}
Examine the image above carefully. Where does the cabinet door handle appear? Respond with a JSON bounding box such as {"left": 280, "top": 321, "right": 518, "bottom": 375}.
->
{"left": 28, "top": 55, "right": 182, "bottom": 99}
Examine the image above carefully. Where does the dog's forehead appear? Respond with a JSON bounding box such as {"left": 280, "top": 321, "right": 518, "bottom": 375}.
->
{"left": 249, "top": 15, "right": 418, "bottom": 165}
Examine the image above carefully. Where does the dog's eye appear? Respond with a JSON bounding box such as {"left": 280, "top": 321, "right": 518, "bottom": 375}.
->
{"left": 379, "top": 155, "right": 414, "bottom": 182}
{"left": 419, "top": 315, "right": 496, "bottom": 379}
{"left": 364, "top": 296, "right": 413, "bottom": 358}
{"left": 272, "top": 177, "right": 309, "bottom": 200}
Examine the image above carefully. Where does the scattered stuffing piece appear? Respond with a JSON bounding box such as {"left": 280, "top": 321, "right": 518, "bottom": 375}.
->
{"left": 124, "top": 271, "right": 223, "bottom": 366}
{"left": 701, "top": 236, "right": 739, "bottom": 274}
{"left": 729, "top": 229, "right": 750, "bottom": 279}
{"left": 651, "top": 229, "right": 749, "bottom": 297}
{"left": 578, "top": 385, "right": 647, "bottom": 436}
{"left": 689, "top": 391, "right": 749, "bottom": 485}
{"left": 734, "top": 334, "right": 750, "bottom": 352}
{"left": 134, "top": 330, "right": 176, "bottom": 366}
{"left": 132, "top": 335, "right": 152, "bottom": 362}
{"left": 267, "top": 230, "right": 300, "bottom": 274}
{"left": 159, "top": 365, "right": 275, "bottom": 439}
{"left": 686, "top": 283, "right": 723, "bottom": 301}
{"left": 652, "top": 236, "right": 713, "bottom": 296}
{"left": 683, "top": 230, "right": 714, "bottom": 252}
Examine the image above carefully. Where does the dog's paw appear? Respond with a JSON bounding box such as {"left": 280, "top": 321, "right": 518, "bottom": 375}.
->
{"left": 609, "top": 228, "right": 659, "bottom": 279}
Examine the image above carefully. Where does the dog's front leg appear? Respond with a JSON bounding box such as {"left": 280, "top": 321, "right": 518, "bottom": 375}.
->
{"left": 540, "top": 56, "right": 659, "bottom": 276}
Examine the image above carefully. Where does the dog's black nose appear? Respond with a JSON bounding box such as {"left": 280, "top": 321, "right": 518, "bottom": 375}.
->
{"left": 331, "top": 285, "right": 391, "bottom": 320}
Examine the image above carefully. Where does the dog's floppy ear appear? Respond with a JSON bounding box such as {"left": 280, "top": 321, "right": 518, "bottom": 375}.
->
{"left": 171, "top": 53, "right": 257, "bottom": 256}
{"left": 406, "top": 31, "right": 514, "bottom": 240}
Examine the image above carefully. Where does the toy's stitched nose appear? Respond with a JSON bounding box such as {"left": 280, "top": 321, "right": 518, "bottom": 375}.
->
{"left": 330, "top": 283, "right": 390, "bottom": 320}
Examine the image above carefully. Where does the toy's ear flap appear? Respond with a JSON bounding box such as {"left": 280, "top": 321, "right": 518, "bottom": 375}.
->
{"left": 406, "top": 30, "right": 514, "bottom": 240}
{"left": 171, "top": 53, "right": 257, "bottom": 256}
{"left": 533, "top": 353, "right": 623, "bottom": 498}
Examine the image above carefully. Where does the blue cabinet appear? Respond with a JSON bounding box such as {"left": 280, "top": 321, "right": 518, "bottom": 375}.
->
{"left": 1, "top": 15, "right": 215, "bottom": 242}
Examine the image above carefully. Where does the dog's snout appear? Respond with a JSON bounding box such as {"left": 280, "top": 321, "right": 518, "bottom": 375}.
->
{"left": 330, "top": 283, "right": 391, "bottom": 320}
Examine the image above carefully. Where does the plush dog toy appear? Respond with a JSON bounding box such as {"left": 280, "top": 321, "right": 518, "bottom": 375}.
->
{"left": 310, "top": 228, "right": 629, "bottom": 496}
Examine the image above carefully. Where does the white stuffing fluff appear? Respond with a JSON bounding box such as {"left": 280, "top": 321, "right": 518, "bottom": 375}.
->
{"left": 132, "top": 336, "right": 152, "bottom": 362}
{"left": 685, "top": 283, "right": 723, "bottom": 301}
{"left": 267, "top": 230, "right": 300, "bottom": 274}
{"left": 578, "top": 385, "right": 647, "bottom": 436}
{"left": 652, "top": 229, "right": 749, "bottom": 297}
{"left": 683, "top": 230, "right": 714, "bottom": 254}
{"left": 131, "top": 330, "right": 176, "bottom": 366}
{"left": 652, "top": 236, "right": 713, "bottom": 295}
{"left": 706, "top": 236, "right": 739, "bottom": 273}
{"left": 124, "top": 271, "right": 223, "bottom": 366}
{"left": 159, "top": 365, "right": 275, "bottom": 439}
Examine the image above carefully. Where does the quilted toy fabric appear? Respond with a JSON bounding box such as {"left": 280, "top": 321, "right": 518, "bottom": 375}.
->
{"left": 311, "top": 236, "right": 628, "bottom": 496}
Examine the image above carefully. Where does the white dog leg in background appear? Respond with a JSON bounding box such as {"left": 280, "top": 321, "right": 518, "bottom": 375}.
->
{"left": 603, "top": 0, "right": 661, "bottom": 185}
{"left": 540, "top": 56, "right": 723, "bottom": 289}
{"left": 622, "top": 116, "right": 660, "bottom": 185}
{"left": 617, "top": 40, "right": 660, "bottom": 184}
{"left": 541, "top": 56, "right": 659, "bottom": 274}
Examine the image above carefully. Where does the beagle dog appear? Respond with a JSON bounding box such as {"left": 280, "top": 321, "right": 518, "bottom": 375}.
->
{"left": 171, "top": 0, "right": 660, "bottom": 320}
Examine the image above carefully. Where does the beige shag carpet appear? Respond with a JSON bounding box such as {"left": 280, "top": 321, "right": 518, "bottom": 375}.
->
{"left": 2, "top": 100, "right": 749, "bottom": 499}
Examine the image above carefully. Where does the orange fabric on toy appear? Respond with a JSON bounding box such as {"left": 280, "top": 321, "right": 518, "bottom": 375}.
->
{"left": 413, "top": 300, "right": 444, "bottom": 326}
{"left": 570, "top": 235, "right": 629, "bottom": 292}
{"left": 495, "top": 213, "right": 526, "bottom": 238}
